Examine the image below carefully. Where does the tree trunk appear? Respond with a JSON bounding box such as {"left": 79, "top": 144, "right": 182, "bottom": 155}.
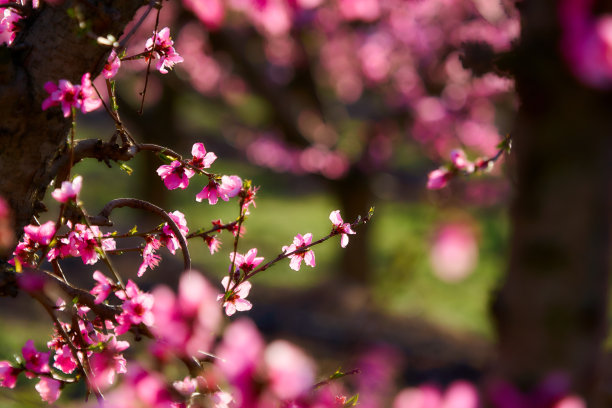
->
{"left": 0, "top": 1, "right": 144, "bottom": 250}
{"left": 492, "top": 1, "right": 612, "bottom": 404}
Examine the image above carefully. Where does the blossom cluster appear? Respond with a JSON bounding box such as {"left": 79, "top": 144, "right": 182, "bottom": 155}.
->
{"left": 42, "top": 73, "right": 102, "bottom": 118}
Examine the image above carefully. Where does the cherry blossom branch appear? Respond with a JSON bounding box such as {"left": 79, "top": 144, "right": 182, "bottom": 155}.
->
{"left": 243, "top": 210, "right": 373, "bottom": 281}
{"left": 187, "top": 220, "right": 238, "bottom": 239}
{"left": 50, "top": 138, "right": 138, "bottom": 183}
{"left": 89, "top": 198, "right": 191, "bottom": 271}
{"left": 138, "top": 2, "right": 163, "bottom": 115}
{"left": 32, "top": 292, "right": 103, "bottom": 402}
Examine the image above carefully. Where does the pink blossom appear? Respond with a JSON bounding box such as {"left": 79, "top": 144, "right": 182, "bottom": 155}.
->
{"left": 205, "top": 235, "right": 221, "bottom": 254}
{"left": 218, "top": 276, "right": 252, "bottom": 316}
{"left": 339, "top": 0, "right": 380, "bottom": 22}
{"left": 116, "top": 280, "right": 155, "bottom": 334}
{"left": 190, "top": 142, "right": 217, "bottom": 169}
{"left": 75, "top": 224, "right": 116, "bottom": 265}
{"left": 173, "top": 376, "right": 197, "bottom": 396}
{"left": 53, "top": 344, "right": 78, "bottom": 374}
{"left": 220, "top": 175, "right": 242, "bottom": 198}
{"left": 145, "top": 27, "right": 184, "bottom": 74}
{"left": 51, "top": 175, "right": 82, "bottom": 203}
{"left": 215, "top": 318, "right": 264, "bottom": 380}
{"left": 196, "top": 179, "right": 222, "bottom": 204}
{"left": 264, "top": 340, "right": 315, "bottom": 400}
{"left": 0, "top": 8, "right": 21, "bottom": 45}
{"left": 282, "top": 233, "right": 315, "bottom": 271}
{"left": 211, "top": 390, "right": 234, "bottom": 408}
{"left": 426, "top": 168, "right": 451, "bottom": 190}
{"left": 23, "top": 221, "right": 56, "bottom": 246}
{"left": 151, "top": 272, "right": 221, "bottom": 358}
{"left": 450, "top": 149, "right": 474, "bottom": 172}
{"left": 22, "top": 340, "right": 50, "bottom": 376}
{"left": 197, "top": 175, "right": 243, "bottom": 204}
{"left": 138, "top": 235, "right": 162, "bottom": 276}
{"left": 42, "top": 73, "right": 101, "bottom": 117}
{"left": 430, "top": 223, "right": 478, "bottom": 283}
{"left": 0, "top": 361, "right": 19, "bottom": 388}
{"left": 157, "top": 160, "right": 195, "bottom": 190}
{"left": 230, "top": 248, "right": 264, "bottom": 273}
{"left": 91, "top": 270, "right": 114, "bottom": 304}
{"left": 160, "top": 210, "right": 189, "bottom": 255}
{"left": 78, "top": 73, "right": 102, "bottom": 114}
{"left": 35, "top": 377, "right": 61, "bottom": 404}
{"left": 329, "top": 210, "right": 356, "bottom": 248}
{"left": 183, "top": 0, "right": 225, "bottom": 30}
{"left": 103, "top": 49, "right": 121, "bottom": 79}
{"left": 88, "top": 336, "right": 129, "bottom": 390}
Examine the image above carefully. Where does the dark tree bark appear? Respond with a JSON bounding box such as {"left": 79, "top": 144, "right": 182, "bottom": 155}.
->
{"left": 0, "top": 1, "right": 144, "bottom": 248}
{"left": 492, "top": 1, "right": 612, "bottom": 404}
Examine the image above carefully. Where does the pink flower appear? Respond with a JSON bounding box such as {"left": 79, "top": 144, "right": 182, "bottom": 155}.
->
{"left": 89, "top": 336, "right": 129, "bottom": 389}
{"left": 230, "top": 248, "right": 264, "bottom": 273}
{"left": 0, "top": 361, "right": 19, "bottom": 388}
{"left": 145, "top": 27, "right": 184, "bottom": 74}
{"left": 103, "top": 49, "right": 121, "bottom": 79}
{"left": 53, "top": 344, "right": 78, "bottom": 374}
{"left": 42, "top": 73, "right": 101, "bottom": 117}
{"left": 450, "top": 149, "right": 474, "bottom": 172}
{"left": 157, "top": 161, "right": 195, "bottom": 190}
{"left": 23, "top": 221, "right": 56, "bottom": 246}
{"left": 35, "top": 377, "right": 61, "bottom": 404}
{"left": 427, "top": 168, "right": 451, "bottom": 190}
{"left": 205, "top": 235, "right": 221, "bottom": 254}
{"left": 264, "top": 340, "right": 315, "bottom": 400}
{"left": 220, "top": 175, "right": 242, "bottom": 199}
{"left": 115, "top": 280, "right": 155, "bottom": 334}
{"left": 51, "top": 175, "right": 82, "bottom": 203}
{"left": 91, "top": 270, "right": 114, "bottom": 304}
{"left": 138, "top": 235, "right": 162, "bottom": 276}
{"left": 196, "top": 179, "right": 222, "bottom": 204}
{"left": 160, "top": 210, "right": 189, "bottom": 255}
{"left": 75, "top": 224, "right": 116, "bottom": 265}
{"left": 183, "top": 0, "right": 225, "bottom": 29}
{"left": 282, "top": 233, "right": 315, "bottom": 271}
{"left": 189, "top": 142, "right": 217, "bottom": 170}
{"left": 329, "top": 210, "right": 355, "bottom": 248}
{"left": 173, "top": 376, "right": 197, "bottom": 396}
{"left": 22, "top": 340, "right": 50, "bottom": 376}
{"left": 217, "top": 277, "right": 252, "bottom": 316}
{"left": 78, "top": 73, "right": 102, "bottom": 114}
{"left": 430, "top": 223, "right": 478, "bottom": 283}
{"left": 0, "top": 8, "right": 21, "bottom": 45}
{"left": 211, "top": 390, "right": 234, "bottom": 408}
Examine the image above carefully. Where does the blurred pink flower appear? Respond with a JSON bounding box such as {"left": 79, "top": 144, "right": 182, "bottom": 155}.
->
{"left": 51, "top": 175, "right": 82, "bottom": 203}
{"left": 35, "top": 377, "right": 61, "bottom": 404}
{"left": 264, "top": 340, "right": 315, "bottom": 400}
{"left": 430, "top": 223, "right": 478, "bottom": 283}
{"left": 427, "top": 168, "right": 451, "bottom": 190}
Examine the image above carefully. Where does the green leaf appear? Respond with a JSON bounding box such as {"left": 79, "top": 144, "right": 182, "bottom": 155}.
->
{"left": 119, "top": 163, "right": 133, "bottom": 175}
{"left": 157, "top": 153, "right": 175, "bottom": 164}
{"left": 344, "top": 394, "right": 359, "bottom": 407}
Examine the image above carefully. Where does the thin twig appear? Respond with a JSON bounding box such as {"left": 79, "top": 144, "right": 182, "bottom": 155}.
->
{"left": 89, "top": 198, "right": 191, "bottom": 271}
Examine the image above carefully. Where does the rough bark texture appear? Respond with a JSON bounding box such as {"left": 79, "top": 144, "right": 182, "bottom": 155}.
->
{"left": 0, "top": 1, "right": 144, "bottom": 247}
{"left": 493, "top": 1, "right": 612, "bottom": 404}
